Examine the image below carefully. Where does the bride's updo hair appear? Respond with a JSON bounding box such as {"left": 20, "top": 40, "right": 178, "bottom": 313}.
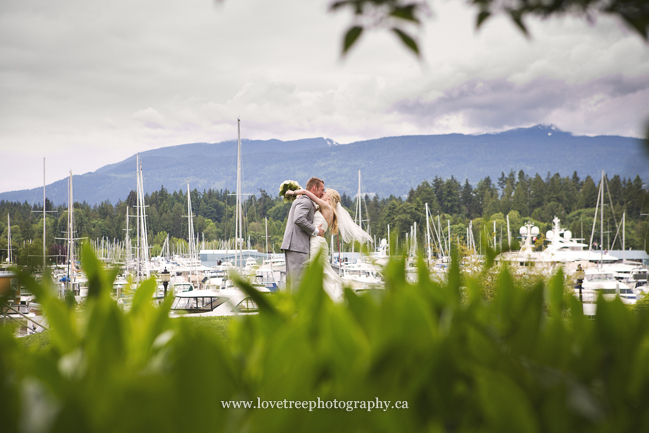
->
{"left": 327, "top": 189, "right": 341, "bottom": 235}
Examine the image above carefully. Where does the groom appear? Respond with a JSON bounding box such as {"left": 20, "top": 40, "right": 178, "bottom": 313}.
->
{"left": 281, "top": 177, "right": 325, "bottom": 290}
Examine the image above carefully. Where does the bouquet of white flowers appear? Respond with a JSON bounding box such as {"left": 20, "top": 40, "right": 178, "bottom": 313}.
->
{"left": 279, "top": 180, "right": 302, "bottom": 203}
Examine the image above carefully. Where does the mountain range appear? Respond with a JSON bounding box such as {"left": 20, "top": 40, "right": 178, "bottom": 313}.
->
{"left": 2, "top": 125, "right": 647, "bottom": 205}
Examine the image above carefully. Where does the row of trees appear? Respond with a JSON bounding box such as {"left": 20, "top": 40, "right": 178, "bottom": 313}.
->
{"left": 1, "top": 170, "right": 647, "bottom": 266}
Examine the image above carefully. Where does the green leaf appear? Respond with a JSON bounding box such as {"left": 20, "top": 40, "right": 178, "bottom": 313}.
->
{"left": 232, "top": 273, "right": 279, "bottom": 317}
{"left": 509, "top": 10, "right": 529, "bottom": 37}
{"left": 80, "top": 242, "right": 118, "bottom": 301}
{"left": 15, "top": 268, "right": 79, "bottom": 353}
{"left": 547, "top": 268, "right": 565, "bottom": 317}
{"left": 481, "top": 236, "right": 497, "bottom": 270}
{"left": 476, "top": 368, "right": 540, "bottom": 433}
{"left": 382, "top": 255, "right": 408, "bottom": 292}
{"left": 446, "top": 246, "right": 461, "bottom": 301}
{"left": 390, "top": 6, "right": 420, "bottom": 24}
{"left": 476, "top": 10, "right": 491, "bottom": 28}
{"left": 392, "top": 27, "right": 420, "bottom": 56}
{"left": 616, "top": 9, "right": 649, "bottom": 41}
{"left": 131, "top": 277, "right": 157, "bottom": 316}
{"left": 343, "top": 26, "right": 363, "bottom": 55}
{"left": 328, "top": 0, "right": 350, "bottom": 12}
{"left": 294, "top": 249, "right": 328, "bottom": 320}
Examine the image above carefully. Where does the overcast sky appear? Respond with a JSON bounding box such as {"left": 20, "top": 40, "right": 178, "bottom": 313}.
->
{"left": 1, "top": 0, "right": 648, "bottom": 194}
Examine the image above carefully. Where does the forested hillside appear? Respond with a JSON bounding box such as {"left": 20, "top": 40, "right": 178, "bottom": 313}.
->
{"left": 1, "top": 125, "right": 646, "bottom": 206}
{"left": 1, "top": 169, "right": 647, "bottom": 267}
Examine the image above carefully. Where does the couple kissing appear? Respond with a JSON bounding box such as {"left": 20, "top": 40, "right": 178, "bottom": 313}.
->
{"left": 280, "top": 177, "right": 371, "bottom": 301}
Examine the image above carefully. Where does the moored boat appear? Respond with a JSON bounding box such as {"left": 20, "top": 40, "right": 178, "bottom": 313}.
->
{"left": 169, "top": 287, "right": 270, "bottom": 317}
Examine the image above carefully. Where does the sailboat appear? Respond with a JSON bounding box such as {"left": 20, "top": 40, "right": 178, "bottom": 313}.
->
{"left": 348, "top": 170, "right": 371, "bottom": 262}
{"left": 234, "top": 117, "right": 245, "bottom": 269}
{"left": 54, "top": 171, "right": 89, "bottom": 301}
{"left": 226, "top": 117, "right": 257, "bottom": 272}
{"left": 340, "top": 170, "right": 384, "bottom": 289}
{"left": 33, "top": 158, "right": 57, "bottom": 270}
{"left": 134, "top": 155, "right": 150, "bottom": 282}
{"left": 185, "top": 180, "right": 202, "bottom": 289}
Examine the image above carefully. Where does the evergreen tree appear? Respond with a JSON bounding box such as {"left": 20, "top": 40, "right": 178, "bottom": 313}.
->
{"left": 625, "top": 175, "right": 645, "bottom": 217}
{"left": 560, "top": 175, "right": 577, "bottom": 214}
{"left": 529, "top": 174, "right": 546, "bottom": 212}
{"left": 546, "top": 173, "right": 562, "bottom": 205}
{"left": 571, "top": 171, "right": 581, "bottom": 189}
{"left": 608, "top": 175, "right": 623, "bottom": 207}
{"left": 442, "top": 176, "right": 461, "bottom": 215}
{"left": 432, "top": 176, "right": 444, "bottom": 207}
{"left": 460, "top": 179, "right": 474, "bottom": 218}
{"left": 511, "top": 181, "right": 529, "bottom": 216}
{"left": 474, "top": 176, "right": 495, "bottom": 217}
{"left": 578, "top": 176, "right": 598, "bottom": 209}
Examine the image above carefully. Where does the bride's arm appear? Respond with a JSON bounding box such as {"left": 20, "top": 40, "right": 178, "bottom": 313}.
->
{"left": 287, "top": 189, "right": 331, "bottom": 212}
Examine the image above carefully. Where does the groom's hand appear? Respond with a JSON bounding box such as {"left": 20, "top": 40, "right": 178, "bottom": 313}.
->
{"left": 317, "top": 225, "right": 324, "bottom": 237}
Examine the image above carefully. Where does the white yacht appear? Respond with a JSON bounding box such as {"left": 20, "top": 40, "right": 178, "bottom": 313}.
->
{"left": 254, "top": 267, "right": 282, "bottom": 292}
{"left": 600, "top": 263, "right": 638, "bottom": 284}
{"left": 576, "top": 268, "right": 637, "bottom": 315}
{"left": 242, "top": 257, "right": 259, "bottom": 276}
{"left": 340, "top": 261, "right": 384, "bottom": 291}
{"left": 365, "top": 239, "right": 389, "bottom": 267}
{"left": 541, "top": 217, "right": 618, "bottom": 263}
{"left": 500, "top": 217, "right": 618, "bottom": 269}
{"left": 541, "top": 218, "right": 585, "bottom": 261}
{"left": 0, "top": 270, "right": 47, "bottom": 336}
{"left": 169, "top": 288, "right": 270, "bottom": 317}
{"left": 629, "top": 267, "right": 648, "bottom": 292}
{"left": 172, "top": 282, "right": 195, "bottom": 295}
{"left": 261, "top": 256, "right": 286, "bottom": 269}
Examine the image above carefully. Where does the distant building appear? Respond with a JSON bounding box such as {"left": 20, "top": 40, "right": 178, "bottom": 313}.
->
{"left": 200, "top": 249, "right": 268, "bottom": 267}
{"left": 607, "top": 250, "right": 649, "bottom": 266}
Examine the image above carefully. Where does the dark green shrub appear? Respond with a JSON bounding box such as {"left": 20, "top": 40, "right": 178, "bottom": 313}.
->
{"left": 1, "top": 244, "right": 649, "bottom": 432}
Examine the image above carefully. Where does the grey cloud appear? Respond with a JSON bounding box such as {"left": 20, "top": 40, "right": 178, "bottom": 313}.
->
{"left": 2, "top": 0, "right": 649, "bottom": 193}
{"left": 391, "top": 74, "right": 649, "bottom": 133}
{"left": 598, "top": 74, "right": 649, "bottom": 97}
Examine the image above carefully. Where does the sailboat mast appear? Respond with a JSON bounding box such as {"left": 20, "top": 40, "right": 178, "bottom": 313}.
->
{"left": 414, "top": 221, "right": 418, "bottom": 254}
{"left": 67, "top": 171, "right": 74, "bottom": 288}
{"left": 589, "top": 176, "right": 602, "bottom": 252}
{"left": 7, "top": 214, "right": 11, "bottom": 263}
{"left": 623, "top": 212, "right": 626, "bottom": 263}
{"left": 600, "top": 171, "right": 604, "bottom": 266}
{"left": 387, "top": 224, "right": 390, "bottom": 257}
{"left": 236, "top": 118, "right": 243, "bottom": 267}
{"left": 356, "top": 170, "right": 362, "bottom": 228}
{"left": 425, "top": 203, "right": 431, "bottom": 262}
{"left": 507, "top": 214, "right": 511, "bottom": 249}
{"left": 265, "top": 217, "right": 269, "bottom": 261}
{"left": 43, "top": 158, "right": 46, "bottom": 270}
{"left": 449, "top": 220, "right": 452, "bottom": 253}
{"left": 433, "top": 215, "right": 447, "bottom": 256}
{"left": 139, "top": 161, "right": 150, "bottom": 279}
{"left": 125, "top": 206, "right": 130, "bottom": 272}
{"left": 187, "top": 180, "right": 197, "bottom": 286}
{"left": 136, "top": 155, "right": 141, "bottom": 280}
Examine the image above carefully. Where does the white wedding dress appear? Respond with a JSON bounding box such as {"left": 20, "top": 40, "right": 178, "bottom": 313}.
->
{"left": 309, "top": 211, "right": 344, "bottom": 302}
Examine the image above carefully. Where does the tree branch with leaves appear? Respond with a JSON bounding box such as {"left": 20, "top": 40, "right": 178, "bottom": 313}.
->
{"left": 330, "top": 0, "right": 649, "bottom": 56}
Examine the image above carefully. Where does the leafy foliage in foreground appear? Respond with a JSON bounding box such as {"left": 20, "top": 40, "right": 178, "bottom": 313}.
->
{"left": 2, "top": 245, "right": 649, "bottom": 432}
{"left": 331, "top": 0, "right": 649, "bottom": 57}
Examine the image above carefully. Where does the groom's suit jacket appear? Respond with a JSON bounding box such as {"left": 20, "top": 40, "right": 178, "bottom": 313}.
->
{"left": 281, "top": 195, "right": 316, "bottom": 254}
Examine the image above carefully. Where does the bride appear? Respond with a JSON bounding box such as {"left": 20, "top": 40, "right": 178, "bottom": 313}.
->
{"left": 286, "top": 188, "right": 372, "bottom": 301}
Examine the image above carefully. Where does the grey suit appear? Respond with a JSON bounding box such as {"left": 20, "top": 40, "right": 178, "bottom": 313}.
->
{"left": 281, "top": 195, "right": 316, "bottom": 288}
